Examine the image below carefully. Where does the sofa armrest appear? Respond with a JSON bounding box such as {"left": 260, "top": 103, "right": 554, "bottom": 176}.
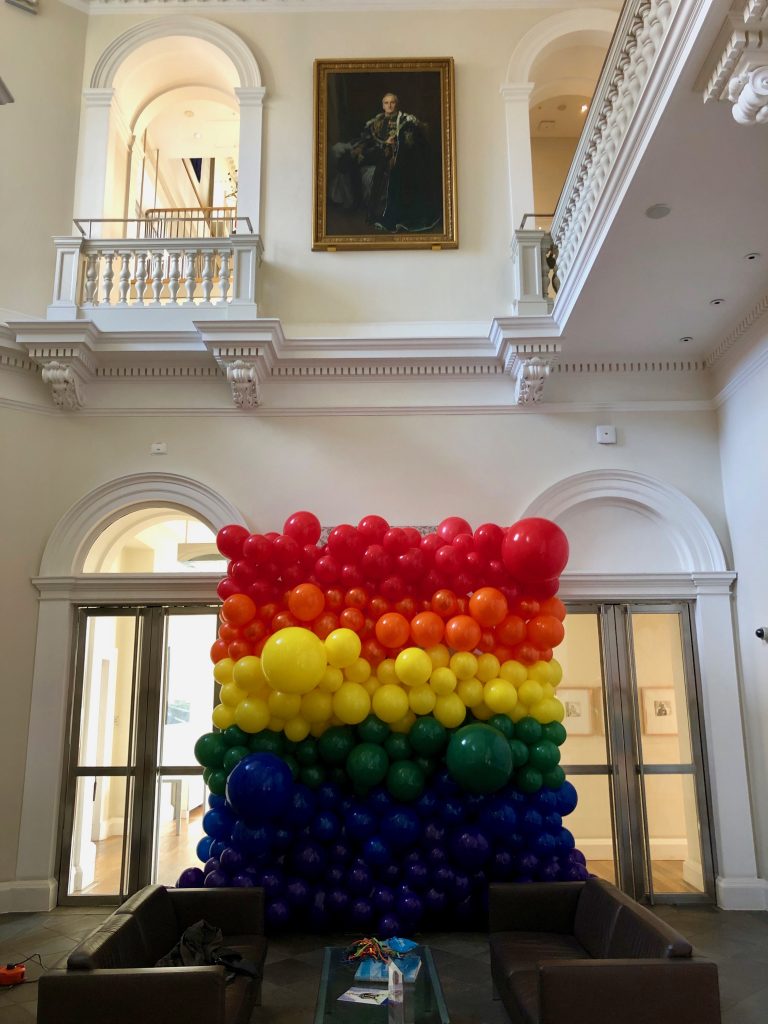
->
{"left": 539, "top": 958, "right": 721, "bottom": 1024}
{"left": 168, "top": 886, "right": 265, "bottom": 936}
{"left": 38, "top": 966, "right": 226, "bottom": 1024}
{"left": 488, "top": 882, "right": 583, "bottom": 934}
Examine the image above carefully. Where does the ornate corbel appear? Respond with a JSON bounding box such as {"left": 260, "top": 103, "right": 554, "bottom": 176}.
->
{"left": 505, "top": 344, "right": 561, "bottom": 405}
{"left": 40, "top": 360, "right": 87, "bottom": 410}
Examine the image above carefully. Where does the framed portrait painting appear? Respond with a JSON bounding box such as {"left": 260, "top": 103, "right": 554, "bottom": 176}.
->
{"left": 313, "top": 58, "right": 457, "bottom": 251}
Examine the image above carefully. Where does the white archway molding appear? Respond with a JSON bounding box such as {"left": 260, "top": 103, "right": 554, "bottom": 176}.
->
{"left": 524, "top": 469, "right": 728, "bottom": 574}
{"left": 40, "top": 472, "right": 245, "bottom": 577}
{"left": 506, "top": 9, "right": 618, "bottom": 84}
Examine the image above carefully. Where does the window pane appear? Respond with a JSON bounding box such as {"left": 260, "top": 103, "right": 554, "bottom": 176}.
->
{"left": 159, "top": 614, "right": 217, "bottom": 766}
{"left": 557, "top": 612, "right": 609, "bottom": 765}
{"left": 152, "top": 775, "right": 207, "bottom": 886}
{"left": 67, "top": 775, "right": 130, "bottom": 897}
{"left": 561, "top": 774, "right": 617, "bottom": 886}
{"left": 643, "top": 774, "right": 705, "bottom": 894}
{"left": 78, "top": 615, "right": 137, "bottom": 767}
{"left": 631, "top": 613, "right": 693, "bottom": 765}
{"left": 82, "top": 507, "right": 226, "bottom": 574}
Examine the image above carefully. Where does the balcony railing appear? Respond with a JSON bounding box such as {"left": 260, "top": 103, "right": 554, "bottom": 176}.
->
{"left": 74, "top": 212, "right": 252, "bottom": 241}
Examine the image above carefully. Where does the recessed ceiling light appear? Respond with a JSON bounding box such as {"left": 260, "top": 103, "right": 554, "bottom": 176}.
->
{"left": 193, "top": 131, "right": 202, "bottom": 139}
{"left": 557, "top": 103, "right": 567, "bottom": 112}
{"left": 580, "top": 104, "right": 588, "bottom": 113}
{"left": 645, "top": 203, "right": 671, "bottom": 219}
{"left": 537, "top": 120, "right": 555, "bottom": 130}
{"left": 709, "top": 298, "right": 725, "bottom": 306}
{"left": 744, "top": 252, "right": 761, "bottom": 262}
{"left": 679, "top": 336, "right": 693, "bottom": 343}
{"left": 184, "top": 110, "right": 194, "bottom": 118}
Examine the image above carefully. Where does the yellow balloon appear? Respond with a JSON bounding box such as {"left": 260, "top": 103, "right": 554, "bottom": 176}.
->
{"left": 301, "top": 689, "right": 333, "bottom": 723}
{"left": 549, "top": 659, "right": 564, "bottom": 687}
{"left": 430, "top": 667, "right": 457, "bottom": 696}
{"left": 332, "top": 682, "right": 371, "bottom": 725}
{"left": 345, "top": 657, "right": 372, "bottom": 684}
{"left": 372, "top": 684, "right": 410, "bottom": 723}
{"left": 377, "top": 659, "right": 399, "bottom": 685}
{"left": 220, "top": 682, "right": 248, "bottom": 708}
{"left": 450, "top": 651, "right": 478, "bottom": 681}
{"left": 390, "top": 711, "right": 416, "bottom": 734}
{"left": 527, "top": 660, "right": 555, "bottom": 686}
{"left": 268, "top": 716, "right": 286, "bottom": 733}
{"left": 484, "top": 678, "right": 519, "bottom": 714}
{"left": 542, "top": 683, "right": 555, "bottom": 699}
{"left": 285, "top": 715, "right": 311, "bottom": 742}
{"left": 212, "top": 703, "right": 236, "bottom": 729}
{"left": 500, "top": 660, "right": 527, "bottom": 687}
{"left": 509, "top": 702, "right": 528, "bottom": 723}
{"left": 476, "top": 653, "right": 501, "bottom": 683}
{"left": 363, "top": 676, "right": 381, "bottom": 696}
{"left": 426, "top": 644, "right": 450, "bottom": 670}
{"left": 233, "top": 655, "right": 266, "bottom": 692}
{"left": 268, "top": 690, "right": 302, "bottom": 719}
{"left": 395, "top": 647, "right": 433, "bottom": 687}
{"left": 409, "top": 684, "right": 437, "bottom": 715}
{"left": 541, "top": 697, "right": 566, "bottom": 723}
{"left": 234, "top": 697, "right": 270, "bottom": 733}
{"left": 472, "top": 701, "right": 494, "bottom": 721}
{"left": 434, "top": 693, "right": 467, "bottom": 729}
{"left": 457, "top": 677, "right": 484, "bottom": 708}
{"left": 318, "top": 666, "right": 344, "bottom": 693}
{"left": 325, "top": 628, "right": 362, "bottom": 669}
{"left": 518, "top": 680, "right": 545, "bottom": 707}
{"left": 261, "top": 627, "right": 328, "bottom": 694}
{"left": 310, "top": 720, "right": 330, "bottom": 737}
{"left": 213, "top": 658, "right": 235, "bottom": 685}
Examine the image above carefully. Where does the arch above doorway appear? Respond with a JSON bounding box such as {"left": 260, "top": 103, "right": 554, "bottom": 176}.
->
{"left": 506, "top": 9, "right": 618, "bottom": 85}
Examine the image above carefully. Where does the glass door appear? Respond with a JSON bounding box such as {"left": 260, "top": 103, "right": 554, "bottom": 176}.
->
{"left": 558, "top": 602, "right": 715, "bottom": 903}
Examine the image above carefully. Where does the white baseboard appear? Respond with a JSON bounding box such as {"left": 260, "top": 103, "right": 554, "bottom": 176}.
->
{"left": 716, "top": 876, "right": 768, "bottom": 910}
{"left": 0, "top": 879, "right": 57, "bottom": 913}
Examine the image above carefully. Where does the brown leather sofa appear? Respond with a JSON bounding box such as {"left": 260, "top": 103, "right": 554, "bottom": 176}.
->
{"left": 489, "top": 878, "right": 721, "bottom": 1024}
{"left": 38, "top": 885, "right": 267, "bottom": 1024}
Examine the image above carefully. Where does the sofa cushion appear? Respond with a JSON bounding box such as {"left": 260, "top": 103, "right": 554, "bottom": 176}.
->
{"left": 572, "top": 877, "right": 625, "bottom": 957}
{"left": 115, "top": 884, "right": 178, "bottom": 964}
{"left": 506, "top": 970, "right": 540, "bottom": 1024}
{"left": 606, "top": 903, "right": 693, "bottom": 959}
{"left": 67, "top": 914, "right": 149, "bottom": 970}
{"left": 490, "top": 931, "right": 589, "bottom": 977}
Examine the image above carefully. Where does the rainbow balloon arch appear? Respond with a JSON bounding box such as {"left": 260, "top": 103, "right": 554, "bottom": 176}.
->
{"left": 178, "top": 512, "right": 587, "bottom": 933}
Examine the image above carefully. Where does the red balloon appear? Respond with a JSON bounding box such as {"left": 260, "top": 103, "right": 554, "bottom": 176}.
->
{"left": 272, "top": 534, "right": 301, "bottom": 567}
{"left": 283, "top": 511, "right": 321, "bottom": 545}
{"left": 210, "top": 639, "right": 228, "bottom": 664}
{"left": 527, "top": 577, "right": 561, "bottom": 601}
{"left": 216, "top": 524, "right": 249, "bottom": 560}
{"left": 474, "top": 523, "right": 504, "bottom": 559}
{"left": 434, "top": 544, "right": 463, "bottom": 578}
{"left": 228, "top": 640, "right": 252, "bottom": 661}
{"left": 398, "top": 548, "right": 427, "bottom": 581}
{"left": 402, "top": 527, "right": 422, "bottom": 548}
{"left": 381, "top": 575, "right": 407, "bottom": 602}
{"left": 315, "top": 555, "right": 341, "bottom": 585}
{"left": 313, "top": 612, "right": 339, "bottom": 640}
{"left": 361, "top": 544, "right": 394, "bottom": 581}
{"left": 502, "top": 518, "right": 569, "bottom": 584}
{"left": 242, "top": 533, "right": 272, "bottom": 565}
{"left": 437, "top": 517, "right": 472, "bottom": 543}
{"left": 247, "top": 580, "right": 276, "bottom": 605}
{"left": 511, "top": 642, "right": 539, "bottom": 666}
{"left": 382, "top": 528, "right": 410, "bottom": 556}
{"left": 394, "top": 596, "right": 419, "bottom": 619}
{"left": 420, "top": 534, "right": 443, "bottom": 562}
{"left": 451, "top": 532, "right": 475, "bottom": 552}
{"left": 358, "top": 515, "right": 390, "bottom": 543}
{"left": 230, "top": 559, "right": 259, "bottom": 589}
{"left": 216, "top": 578, "right": 240, "bottom": 601}
{"left": 327, "top": 524, "right": 366, "bottom": 563}
{"left": 243, "top": 619, "right": 268, "bottom": 643}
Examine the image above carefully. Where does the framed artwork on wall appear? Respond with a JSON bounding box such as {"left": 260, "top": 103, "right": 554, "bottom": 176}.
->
{"left": 557, "top": 688, "right": 595, "bottom": 737}
{"left": 313, "top": 58, "right": 457, "bottom": 251}
{"left": 642, "top": 688, "right": 678, "bottom": 735}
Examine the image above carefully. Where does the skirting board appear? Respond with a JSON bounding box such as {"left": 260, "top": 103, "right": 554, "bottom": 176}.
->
{"left": 716, "top": 876, "right": 768, "bottom": 910}
{"left": 0, "top": 879, "right": 57, "bottom": 914}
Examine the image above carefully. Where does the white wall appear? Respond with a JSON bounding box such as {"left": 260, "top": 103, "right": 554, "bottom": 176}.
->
{"left": 531, "top": 137, "right": 578, "bottom": 215}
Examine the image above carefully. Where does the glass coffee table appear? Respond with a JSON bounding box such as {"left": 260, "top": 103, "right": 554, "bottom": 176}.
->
{"left": 313, "top": 945, "right": 450, "bottom": 1024}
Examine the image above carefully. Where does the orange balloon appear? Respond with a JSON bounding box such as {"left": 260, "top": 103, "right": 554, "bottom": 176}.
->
{"left": 468, "top": 587, "right": 508, "bottom": 627}
{"left": 340, "top": 606, "right": 366, "bottom": 632}
{"left": 431, "top": 589, "right": 460, "bottom": 620}
{"left": 512, "top": 641, "right": 539, "bottom": 666}
{"left": 539, "top": 596, "right": 567, "bottom": 621}
{"left": 313, "top": 612, "right": 340, "bottom": 640}
{"left": 375, "top": 612, "right": 411, "bottom": 649}
{"left": 272, "top": 610, "right": 298, "bottom": 631}
{"left": 288, "top": 583, "right": 325, "bottom": 622}
{"left": 210, "top": 639, "right": 228, "bottom": 663}
{"left": 526, "top": 614, "right": 565, "bottom": 648}
{"left": 221, "top": 594, "right": 257, "bottom": 627}
{"left": 495, "top": 614, "right": 526, "bottom": 647}
{"left": 444, "top": 615, "right": 482, "bottom": 652}
{"left": 410, "top": 611, "right": 445, "bottom": 648}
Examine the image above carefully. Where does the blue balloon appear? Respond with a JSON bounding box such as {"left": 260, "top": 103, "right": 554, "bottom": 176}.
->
{"left": 534, "top": 788, "right": 560, "bottom": 813}
{"left": 434, "top": 865, "right": 455, "bottom": 890}
{"left": 453, "top": 872, "right": 471, "bottom": 900}
{"left": 350, "top": 898, "right": 374, "bottom": 928}
{"left": 266, "top": 899, "right": 291, "bottom": 928}
{"left": 479, "top": 799, "right": 518, "bottom": 839}
{"left": 314, "top": 811, "right": 341, "bottom": 843}
{"left": 210, "top": 839, "right": 227, "bottom": 859}
{"left": 519, "top": 809, "right": 544, "bottom": 835}
{"left": 257, "top": 868, "right": 284, "bottom": 899}
{"left": 381, "top": 809, "right": 420, "bottom": 850}
{"left": 534, "top": 832, "right": 558, "bottom": 856}
{"left": 363, "top": 837, "right": 392, "bottom": 867}
{"left": 345, "top": 807, "right": 377, "bottom": 841}
{"left": 381, "top": 862, "right": 401, "bottom": 883}
{"left": 328, "top": 841, "right": 351, "bottom": 864}
{"left": 327, "top": 865, "right": 346, "bottom": 886}
{"left": 424, "top": 887, "right": 447, "bottom": 914}
{"left": 232, "top": 821, "right": 275, "bottom": 860}
{"left": 272, "top": 827, "right": 293, "bottom": 853}
{"left": 378, "top": 914, "right": 401, "bottom": 936}
{"left": 434, "top": 770, "right": 459, "bottom": 798}
{"left": 396, "top": 891, "right": 423, "bottom": 928}
{"left": 451, "top": 827, "right": 490, "bottom": 869}
{"left": 415, "top": 790, "right": 438, "bottom": 817}
{"left": 348, "top": 864, "right": 373, "bottom": 896}
{"left": 292, "top": 841, "right": 326, "bottom": 880}
{"left": 285, "top": 878, "right": 311, "bottom": 908}
{"left": 425, "top": 845, "right": 448, "bottom": 868}
{"left": 516, "top": 853, "right": 539, "bottom": 874}
{"left": 203, "top": 807, "right": 236, "bottom": 841}
{"left": 326, "top": 888, "right": 350, "bottom": 917}
{"left": 226, "top": 753, "right": 293, "bottom": 822}
{"left": 555, "top": 781, "right": 578, "bottom": 816}
{"left": 558, "top": 828, "right": 576, "bottom": 851}
{"left": 208, "top": 793, "right": 226, "bottom": 810}
{"left": 423, "top": 820, "right": 446, "bottom": 844}
{"left": 368, "top": 788, "right": 394, "bottom": 814}
{"left": 538, "top": 857, "right": 561, "bottom": 882}
{"left": 490, "top": 849, "right": 515, "bottom": 881}
{"left": 440, "top": 799, "right": 464, "bottom": 825}
{"left": 372, "top": 885, "right": 395, "bottom": 911}
{"left": 316, "top": 783, "right": 342, "bottom": 810}
{"left": 405, "top": 861, "right": 429, "bottom": 891}
{"left": 177, "top": 867, "right": 204, "bottom": 888}
{"left": 196, "top": 835, "right": 214, "bottom": 863}
{"left": 543, "top": 811, "right": 563, "bottom": 834}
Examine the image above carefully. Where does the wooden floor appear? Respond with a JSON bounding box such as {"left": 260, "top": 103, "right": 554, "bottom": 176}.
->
{"left": 590, "top": 859, "right": 701, "bottom": 894}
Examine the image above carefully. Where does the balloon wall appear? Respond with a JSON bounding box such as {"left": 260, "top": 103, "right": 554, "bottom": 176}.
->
{"left": 177, "top": 512, "right": 589, "bottom": 933}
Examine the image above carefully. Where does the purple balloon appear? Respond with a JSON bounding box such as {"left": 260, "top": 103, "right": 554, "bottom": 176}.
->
{"left": 425, "top": 845, "right": 448, "bottom": 868}
{"left": 291, "top": 841, "right": 326, "bottom": 880}
{"left": 423, "top": 887, "right": 448, "bottom": 914}
{"left": 327, "top": 865, "right": 346, "bottom": 885}
{"left": 328, "top": 841, "right": 352, "bottom": 864}
{"left": 363, "top": 837, "right": 392, "bottom": 867}
{"left": 219, "top": 846, "right": 245, "bottom": 873}
{"left": 266, "top": 899, "right": 291, "bottom": 928}
{"left": 378, "top": 914, "right": 401, "bottom": 936}
{"left": 490, "top": 849, "right": 515, "bottom": 881}
{"left": 423, "top": 820, "right": 446, "bottom": 844}
{"left": 395, "top": 892, "right": 423, "bottom": 924}
{"left": 326, "top": 888, "right": 350, "bottom": 917}
{"left": 453, "top": 872, "right": 472, "bottom": 901}
{"left": 203, "top": 856, "right": 221, "bottom": 877}
{"left": 451, "top": 828, "right": 491, "bottom": 869}
{"left": 348, "top": 864, "right": 372, "bottom": 896}
{"left": 434, "top": 865, "right": 455, "bottom": 890}
{"left": 372, "top": 885, "right": 395, "bottom": 911}
{"left": 568, "top": 848, "right": 587, "bottom": 866}
{"left": 380, "top": 862, "right": 401, "bottom": 883}
{"left": 405, "top": 862, "right": 429, "bottom": 891}
{"left": 350, "top": 898, "right": 374, "bottom": 927}
{"left": 257, "top": 869, "right": 284, "bottom": 899}
{"left": 345, "top": 808, "right": 378, "bottom": 841}
{"left": 285, "top": 878, "right": 311, "bottom": 907}
{"left": 231, "top": 872, "right": 256, "bottom": 888}
{"left": 176, "top": 867, "right": 204, "bottom": 888}
{"left": 204, "top": 868, "right": 229, "bottom": 888}
{"left": 310, "top": 890, "right": 329, "bottom": 931}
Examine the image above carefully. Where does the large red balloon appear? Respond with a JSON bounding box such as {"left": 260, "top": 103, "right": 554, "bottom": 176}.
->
{"left": 283, "top": 510, "right": 321, "bottom": 545}
{"left": 216, "top": 524, "right": 249, "bottom": 559}
{"left": 501, "top": 518, "right": 569, "bottom": 584}
{"left": 437, "top": 517, "right": 472, "bottom": 543}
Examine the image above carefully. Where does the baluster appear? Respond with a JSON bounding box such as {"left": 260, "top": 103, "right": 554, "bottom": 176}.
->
{"left": 83, "top": 251, "right": 100, "bottom": 305}
{"left": 150, "top": 251, "right": 165, "bottom": 305}
{"left": 117, "top": 251, "right": 131, "bottom": 305}
{"left": 201, "top": 250, "right": 214, "bottom": 305}
{"left": 101, "top": 251, "right": 115, "bottom": 305}
{"left": 135, "top": 251, "right": 148, "bottom": 305}
{"left": 166, "top": 250, "right": 180, "bottom": 304}
{"left": 183, "top": 250, "right": 197, "bottom": 304}
{"left": 218, "top": 249, "right": 231, "bottom": 304}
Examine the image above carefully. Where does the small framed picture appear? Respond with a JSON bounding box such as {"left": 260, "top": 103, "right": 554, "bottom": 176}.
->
{"left": 557, "top": 688, "right": 595, "bottom": 737}
{"left": 642, "top": 688, "right": 678, "bottom": 735}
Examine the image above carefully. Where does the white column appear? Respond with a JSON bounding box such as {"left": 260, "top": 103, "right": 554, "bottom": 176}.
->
{"left": 693, "top": 575, "right": 766, "bottom": 909}
{"left": 511, "top": 229, "right": 552, "bottom": 316}
{"left": 501, "top": 83, "right": 535, "bottom": 233}
{"left": 235, "top": 87, "right": 266, "bottom": 235}
{"left": 73, "top": 89, "right": 115, "bottom": 222}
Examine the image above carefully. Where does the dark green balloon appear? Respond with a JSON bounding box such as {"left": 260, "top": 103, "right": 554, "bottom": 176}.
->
{"left": 508, "top": 738, "right": 530, "bottom": 768}
{"left": 328, "top": 766, "right": 347, "bottom": 787}
{"left": 283, "top": 754, "right": 300, "bottom": 781}
{"left": 413, "top": 755, "right": 437, "bottom": 777}
{"left": 488, "top": 714, "right": 515, "bottom": 739}
{"left": 542, "top": 721, "right": 567, "bottom": 746}
{"left": 207, "top": 768, "right": 229, "bottom": 796}
{"left": 283, "top": 739, "right": 298, "bottom": 754}
{"left": 446, "top": 724, "right": 513, "bottom": 794}
{"left": 346, "top": 742, "right": 389, "bottom": 789}
{"left": 528, "top": 740, "right": 561, "bottom": 772}
{"left": 296, "top": 738, "right": 319, "bottom": 766}
{"left": 409, "top": 717, "right": 448, "bottom": 756}
{"left": 250, "top": 731, "right": 284, "bottom": 755}
{"left": 194, "top": 732, "right": 228, "bottom": 769}
{"left": 318, "top": 726, "right": 356, "bottom": 764}
{"left": 357, "top": 715, "right": 390, "bottom": 745}
{"left": 515, "top": 717, "right": 543, "bottom": 744}
{"left": 384, "top": 734, "right": 411, "bottom": 762}
{"left": 386, "top": 761, "right": 425, "bottom": 802}
{"left": 542, "top": 766, "right": 566, "bottom": 789}
{"left": 202, "top": 767, "right": 213, "bottom": 786}
{"left": 515, "top": 765, "right": 544, "bottom": 794}
{"left": 222, "top": 745, "right": 250, "bottom": 772}
{"left": 300, "top": 763, "right": 326, "bottom": 789}
{"left": 222, "top": 725, "right": 251, "bottom": 749}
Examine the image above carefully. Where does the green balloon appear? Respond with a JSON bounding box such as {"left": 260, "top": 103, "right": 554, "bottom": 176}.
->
{"left": 384, "top": 734, "right": 411, "bottom": 762}
{"left": 357, "top": 715, "right": 390, "bottom": 745}
{"left": 207, "top": 768, "right": 229, "bottom": 796}
{"left": 250, "top": 731, "right": 284, "bottom": 755}
{"left": 386, "top": 761, "right": 425, "bottom": 801}
{"left": 542, "top": 721, "right": 567, "bottom": 746}
{"left": 346, "top": 742, "right": 389, "bottom": 789}
{"left": 446, "top": 724, "right": 513, "bottom": 794}
{"left": 328, "top": 766, "right": 347, "bottom": 787}
{"left": 223, "top": 745, "right": 250, "bottom": 772}
{"left": 283, "top": 754, "right": 300, "bottom": 781}
{"left": 515, "top": 717, "right": 543, "bottom": 744}
{"left": 528, "top": 740, "right": 561, "bottom": 772}
{"left": 508, "top": 738, "right": 530, "bottom": 768}
{"left": 409, "top": 717, "right": 448, "bottom": 756}
{"left": 283, "top": 739, "right": 298, "bottom": 753}
{"left": 296, "top": 738, "right": 319, "bottom": 766}
{"left": 488, "top": 714, "right": 515, "bottom": 739}
{"left": 318, "top": 726, "right": 356, "bottom": 764}
{"left": 542, "top": 766, "right": 566, "bottom": 789}
{"left": 194, "top": 732, "right": 228, "bottom": 769}
{"left": 515, "top": 765, "right": 544, "bottom": 794}
{"left": 202, "top": 767, "right": 213, "bottom": 786}
{"left": 222, "top": 725, "right": 251, "bottom": 749}
{"left": 413, "top": 755, "right": 437, "bottom": 777}
{"left": 300, "top": 763, "right": 326, "bottom": 789}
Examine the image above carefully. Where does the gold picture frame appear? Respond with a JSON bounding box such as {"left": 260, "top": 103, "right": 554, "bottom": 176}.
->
{"left": 313, "top": 58, "right": 457, "bottom": 251}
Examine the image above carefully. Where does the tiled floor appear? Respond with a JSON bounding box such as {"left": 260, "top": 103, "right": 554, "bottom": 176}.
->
{"left": 0, "top": 902, "right": 767, "bottom": 1023}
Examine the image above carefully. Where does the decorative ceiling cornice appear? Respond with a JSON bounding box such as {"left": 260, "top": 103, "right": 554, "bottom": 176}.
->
{"left": 705, "top": 291, "right": 768, "bottom": 368}
{"left": 62, "top": 0, "right": 622, "bottom": 13}
{"left": 700, "top": 0, "right": 768, "bottom": 124}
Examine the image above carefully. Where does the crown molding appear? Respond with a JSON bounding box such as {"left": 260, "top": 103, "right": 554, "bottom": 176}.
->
{"left": 66, "top": 0, "right": 623, "bottom": 14}
{"left": 706, "top": 292, "right": 768, "bottom": 368}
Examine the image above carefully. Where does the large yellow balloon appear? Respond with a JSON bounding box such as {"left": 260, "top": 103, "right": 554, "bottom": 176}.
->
{"left": 301, "top": 689, "right": 333, "bottom": 724}
{"left": 484, "top": 678, "right": 519, "bottom": 714}
{"left": 212, "top": 703, "right": 236, "bottom": 730}
{"left": 430, "top": 667, "right": 457, "bottom": 696}
{"left": 234, "top": 697, "right": 270, "bottom": 733}
{"left": 233, "top": 655, "right": 266, "bottom": 692}
{"left": 434, "top": 692, "right": 467, "bottom": 728}
{"left": 395, "top": 648, "right": 433, "bottom": 687}
{"left": 332, "top": 681, "right": 371, "bottom": 725}
{"left": 261, "top": 627, "right": 328, "bottom": 694}
{"left": 213, "top": 657, "right": 235, "bottom": 685}
{"left": 373, "top": 684, "right": 410, "bottom": 723}
{"left": 220, "top": 682, "right": 248, "bottom": 708}
{"left": 409, "top": 684, "right": 436, "bottom": 715}
{"left": 457, "top": 677, "right": 484, "bottom": 708}
{"left": 325, "top": 628, "right": 362, "bottom": 669}
{"left": 268, "top": 690, "right": 302, "bottom": 720}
